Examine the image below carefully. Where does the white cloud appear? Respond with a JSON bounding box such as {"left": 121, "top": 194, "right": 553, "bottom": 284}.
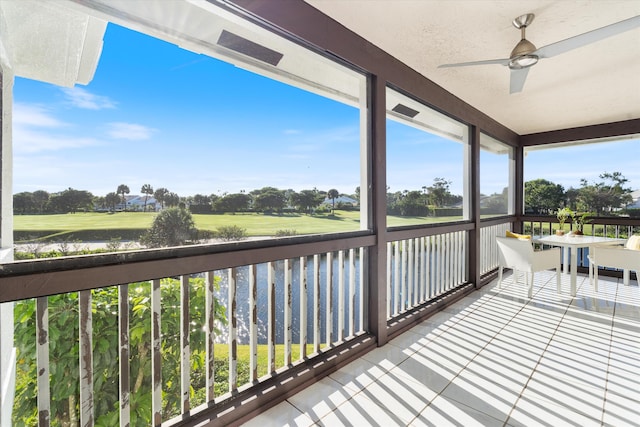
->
{"left": 13, "top": 103, "right": 66, "bottom": 128}
{"left": 14, "top": 127, "right": 99, "bottom": 153}
{"left": 61, "top": 87, "right": 116, "bottom": 110}
{"left": 106, "top": 122, "right": 156, "bottom": 140}
{"left": 13, "top": 103, "right": 99, "bottom": 153}
{"left": 283, "top": 129, "right": 301, "bottom": 135}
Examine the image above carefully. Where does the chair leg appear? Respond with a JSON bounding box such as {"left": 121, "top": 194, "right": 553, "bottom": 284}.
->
{"left": 594, "top": 266, "right": 599, "bottom": 293}
{"left": 623, "top": 269, "right": 630, "bottom": 286}
{"left": 528, "top": 273, "right": 533, "bottom": 298}
{"left": 498, "top": 266, "right": 503, "bottom": 289}
{"left": 556, "top": 266, "right": 561, "bottom": 294}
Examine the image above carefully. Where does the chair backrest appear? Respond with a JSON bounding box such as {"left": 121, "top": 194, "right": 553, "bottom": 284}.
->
{"left": 625, "top": 235, "right": 640, "bottom": 250}
{"left": 591, "top": 246, "right": 640, "bottom": 271}
{"left": 496, "top": 236, "right": 535, "bottom": 272}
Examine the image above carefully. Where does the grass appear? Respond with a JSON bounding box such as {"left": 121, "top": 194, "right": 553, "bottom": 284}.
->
{"left": 214, "top": 342, "right": 321, "bottom": 379}
{"left": 14, "top": 210, "right": 458, "bottom": 238}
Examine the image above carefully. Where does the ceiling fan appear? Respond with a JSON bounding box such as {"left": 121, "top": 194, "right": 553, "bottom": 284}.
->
{"left": 438, "top": 14, "right": 640, "bottom": 94}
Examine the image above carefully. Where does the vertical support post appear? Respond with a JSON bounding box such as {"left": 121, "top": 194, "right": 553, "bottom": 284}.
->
{"left": 205, "top": 272, "right": 216, "bottom": 402}
{"left": 0, "top": 54, "right": 17, "bottom": 427}
{"left": 313, "top": 255, "right": 320, "bottom": 353}
{"left": 249, "top": 265, "right": 258, "bottom": 381}
{"left": 337, "top": 250, "right": 345, "bottom": 342}
{"left": 358, "top": 247, "right": 364, "bottom": 333}
{"left": 36, "top": 297, "right": 50, "bottom": 427}
{"left": 299, "top": 256, "right": 307, "bottom": 359}
{"left": 79, "top": 290, "right": 94, "bottom": 427}
{"left": 151, "top": 279, "right": 162, "bottom": 426}
{"left": 393, "top": 242, "right": 400, "bottom": 315}
{"left": 386, "top": 242, "right": 391, "bottom": 319}
{"left": 469, "top": 125, "right": 482, "bottom": 288}
{"left": 515, "top": 143, "right": 525, "bottom": 231}
{"left": 284, "top": 259, "right": 292, "bottom": 365}
{"left": 436, "top": 234, "right": 443, "bottom": 295}
{"left": 180, "top": 275, "right": 190, "bottom": 414}
{"left": 415, "top": 239, "right": 420, "bottom": 304}
{"left": 406, "top": 239, "right": 413, "bottom": 308}
{"left": 348, "top": 248, "right": 355, "bottom": 337}
{"left": 228, "top": 268, "right": 237, "bottom": 391}
{"left": 119, "top": 285, "right": 130, "bottom": 427}
{"left": 400, "top": 240, "right": 407, "bottom": 311}
{"left": 419, "top": 237, "right": 426, "bottom": 302}
{"left": 326, "top": 252, "right": 333, "bottom": 346}
{"left": 267, "top": 262, "right": 276, "bottom": 373}
{"left": 368, "top": 75, "right": 388, "bottom": 346}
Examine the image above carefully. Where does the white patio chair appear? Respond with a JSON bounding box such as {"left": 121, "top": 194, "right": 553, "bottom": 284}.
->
{"left": 496, "top": 236, "right": 561, "bottom": 297}
{"left": 589, "top": 241, "right": 640, "bottom": 291}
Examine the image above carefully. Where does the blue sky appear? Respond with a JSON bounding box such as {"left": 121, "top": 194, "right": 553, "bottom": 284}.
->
{"left": 13, "top": 23, "right": 639, "bottom": 199}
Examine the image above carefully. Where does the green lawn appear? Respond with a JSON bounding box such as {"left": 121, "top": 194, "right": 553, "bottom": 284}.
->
{"left": 14, "top": 210, "right": 456, "bottom": 238}
{"left": 214, "top": 343, "right": 320, "bottom": 379}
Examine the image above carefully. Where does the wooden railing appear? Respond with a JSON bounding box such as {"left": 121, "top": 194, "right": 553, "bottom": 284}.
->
{"left": 479, "top": 220, "right": 512, "bottom": 276}
{"left": 3, "top": 235, "right": 374, "bottom": 426}
{"left": 386, "top": 230, "right": 468, "bottom": 319}
{"left": 2, "top": 217, "right": 537, "bottom": 426}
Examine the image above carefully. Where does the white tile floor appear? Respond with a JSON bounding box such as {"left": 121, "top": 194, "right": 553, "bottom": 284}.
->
{"left": 242, "top": 271, "right": 640, "bottom": 427}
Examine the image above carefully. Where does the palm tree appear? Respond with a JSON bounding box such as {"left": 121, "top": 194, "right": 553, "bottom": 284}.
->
{"left": 105, "top": 192, "right": 120, "bottom": 212}
{"left": 141, "top": 184, "right": 153, "bottom": 212}
{"left": 154, "top": 187, "right": 169, "bottom": 209}
{"left": 117, "top": 184, "right": 130, "bottom": 210}
{"left": 327, "top": 188, "right": 339, "bottom": 213}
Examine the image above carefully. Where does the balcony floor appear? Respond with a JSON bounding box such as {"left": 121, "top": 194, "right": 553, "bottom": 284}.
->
{"left": 243, "top": 272, "right": 640, "bottom": 426}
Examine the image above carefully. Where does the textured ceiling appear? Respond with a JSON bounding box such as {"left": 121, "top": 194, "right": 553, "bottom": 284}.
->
{"left": 304, "top": 0, "right": 640, "bottom": 135}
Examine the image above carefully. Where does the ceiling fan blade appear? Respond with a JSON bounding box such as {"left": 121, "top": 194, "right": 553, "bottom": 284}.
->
{"left": 510, "top": 68, "right": 530, "bottom": 94}
{"left": 536, "top": 15, "right": 640, "bottom": 59}
{"left": 438, "top": 58, "right": 510, "bottom": 68}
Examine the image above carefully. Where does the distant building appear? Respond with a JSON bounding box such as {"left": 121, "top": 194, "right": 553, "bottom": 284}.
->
{"left": 124, "top": 195, "right": 160, "bottom": 211}
{"left": 97, "top": 195, "right": 160, "bottom": 212}
{"left": 626, "top": 189, "right": 640, "bottom": 209}
{"left": 322, "top": 195, "right": 358, "bottom": 207}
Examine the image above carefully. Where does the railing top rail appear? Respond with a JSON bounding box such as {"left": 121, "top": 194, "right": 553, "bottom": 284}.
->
{"left": 0, "top": 232, "right": 374, "bottom": 303}
{"left": 520, "top": 214, "right": 640, "bottom": 227}
{"left": 387, "top": 221, "right": 474, "bottom": 241}
{"left": 479, "top": 215, "right": 515, "bottom": 227}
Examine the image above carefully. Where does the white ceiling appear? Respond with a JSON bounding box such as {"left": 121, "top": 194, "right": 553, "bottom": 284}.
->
{"left": 304, "top": 0, "right": 640, "bottom": 135}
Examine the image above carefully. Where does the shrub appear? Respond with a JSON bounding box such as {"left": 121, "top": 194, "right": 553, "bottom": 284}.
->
{"left": 141, "top": 207, "right": 198, "bottom": 248}
{"left": 105, "top": 237, "right": 122, "bottom": 252}
{"left": 216, "top": 225, "right": 248, "bottom": 241}
{"left": 274, "top": 229, "right": 297, "bottom": 237}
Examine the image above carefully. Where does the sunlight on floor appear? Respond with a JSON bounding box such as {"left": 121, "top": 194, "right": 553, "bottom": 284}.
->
{"left": 242, "top": 271, "right": 639, "bottom": 426}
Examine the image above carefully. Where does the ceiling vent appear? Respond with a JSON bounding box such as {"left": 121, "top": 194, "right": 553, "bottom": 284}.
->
{"left": 392, "top": 103, "right": 419, "bottom": 118}
{"left": 217, "top": 30, "right": 283, "bottom": 66}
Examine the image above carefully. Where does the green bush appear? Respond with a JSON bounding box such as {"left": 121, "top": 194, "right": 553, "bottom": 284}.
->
{"left": 141, "top": 207, "right": 198, "bottom": 248}
{"left": 274, "top": 229, "right": 297, "bottom": 237}
{"left": 215, "top": 225, "right": 248, "bottom": 241}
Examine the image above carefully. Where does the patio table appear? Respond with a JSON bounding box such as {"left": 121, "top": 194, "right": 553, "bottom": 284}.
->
{"left": 533, "top": 235, "right": 626, "bottom": 296}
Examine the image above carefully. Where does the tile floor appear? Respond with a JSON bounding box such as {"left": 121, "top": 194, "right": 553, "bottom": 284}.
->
{"left": 242, "top": 271, "right": 640, "bottom": 426}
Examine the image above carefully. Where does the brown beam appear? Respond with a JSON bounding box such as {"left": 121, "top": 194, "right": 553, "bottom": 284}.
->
{"left": 469, "top": 126, "right": 481, "bottom": 288}
{"left": 521, "top": 118, "right": 640, "bottom": 146}
{"left": 369, "top": 75, "right": 388, "bottom": 346}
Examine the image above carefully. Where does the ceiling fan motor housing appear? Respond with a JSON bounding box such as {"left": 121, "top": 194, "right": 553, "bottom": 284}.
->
{"left": 509, "top": 14, "right": 539, "bottom": 69}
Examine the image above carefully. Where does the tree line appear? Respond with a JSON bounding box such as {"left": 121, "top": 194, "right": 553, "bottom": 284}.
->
{"left": 524, "top": 171, "right": 635, "bottom": 216}
{"left": 13, "top": 178, "right": 463, "bottom": 217}
{"left": 12, "top": 185, "right": 353, "bottom": 215}
{"left": 14, "top": 171, "right": 634, "bottom": 217}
